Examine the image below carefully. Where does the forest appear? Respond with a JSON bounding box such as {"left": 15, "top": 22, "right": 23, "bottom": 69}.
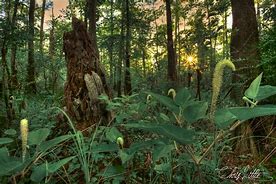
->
{"left": 0, "top": 0, "right": 276, "bottom": 183}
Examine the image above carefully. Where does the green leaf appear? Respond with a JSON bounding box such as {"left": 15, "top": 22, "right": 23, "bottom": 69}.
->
{"left": 215, "top": 105, "right": 276, "bottom": 129}
{"left": 92, "top": 143, "right": 118, "bottom": 153}
{"left": 30, "top": 162, "right": 47, "bottom": 182}
{"left": 28, "top": 128, "right": 50, "bottom": 146}
{"left": 127, "top": 139, "right": 166, "bottom": 155}
{"left": 182, "top": 101, "right": 208, "bottom": 124}
{"left": 31, "top": 156, "right": 75, "bottom": 182}
{"left": 38, "top": 135, "right": 72, "bottom": 153}
{"left": 124, "top": 123, "right": 194, "bottom": 145}
{"left": 175, "top": 88, "right": 191, "bottom": 106}
{"left": 244, "top": 73, "right": 263, "bottom": 100}
{"left": 4, "top": 129, "right": 17, "bottom": 136}
{"left": 160, "top": 113, "right": 170, "bottom": 122}
{"left": 153, "top": 144, "right": 174, "bottom": 162}
{"left": 0, "top": 138, "right": 13, "bottom": 145}
{"left": 229, "top": 105, "right": 276, "bottom": 121}
{"left": 105, "top": 127, "right": 123, "bottom": 143}
{"left": 0, "top": 147, "right": 22, "bottom": 176}
{"left": 48, "top": 156, "right": 75, "bottom": 172}
{"left": 154, "top": 163, "right": 171, "bottom": 174}
{"left": 98, "top": 165, "right": 124, "bottom": 177}
{"left": 119, "top": 150, "right": 131, "bottom": 164}
{"left": 256, "top": 85, "right": 276, "bottom": 101}
{"left": 147, "top": 92, "right": 179, "bottom": 113}
{"left": 215, "top": 109, "right": 237, "bottom": 129}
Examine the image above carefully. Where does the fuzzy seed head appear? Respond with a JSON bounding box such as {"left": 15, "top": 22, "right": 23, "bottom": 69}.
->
{"left": 210, "top": 60, "right": 235, "bottom": 121}
{"left": 167, "top": 88, "right": 176, "bottom": 100}
{"left": 146, "top": 94, "right": 152, "bottom": 103}
{"left": 20, "top": 119, "right": 28, "bottom": 162}
{"left": 116, "top": 137, "right": 124, "bottom": 148}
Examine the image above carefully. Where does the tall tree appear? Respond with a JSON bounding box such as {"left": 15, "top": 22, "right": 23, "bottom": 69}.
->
{"left": 109, "top": 0, "right": 114, "bottom": 88}
{"left": 1, "top": 1, "right": 13, "bottom": 126}
{"left": 86, "top": 0, "right": 99, "bottom": 58}
{"left": 10, "top": 0, "right": 19, "bottom": 89}
{"left": 230, "top": 0, "right": 260, "bottom": 158}
{"left": 230, "top": 0, "right": 260, "bottom": 100}
{"left": 26, "top": 0, "right": 36, "bottom": 93}
{"left": 39, "top": 0, "right": 46, "bottom": 55}
{"left": 124, "top": 0, "right": 132, "bottom": 95}
{"left": 165, "top": 0, "right": 177, "bottom": 83}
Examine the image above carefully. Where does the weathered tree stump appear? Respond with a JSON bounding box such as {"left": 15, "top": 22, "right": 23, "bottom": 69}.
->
{"left": 63, "top": 17, "right": 111, "bottom": 130}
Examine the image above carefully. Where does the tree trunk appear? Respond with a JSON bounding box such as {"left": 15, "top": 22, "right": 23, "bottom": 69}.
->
{"left": 109, "top": 0, "right": 114, "bottom": 88}
{"left": 49, "top": 8, "right": 58, "bottom": 93}
{"left": 26, "top": 0, "right": 36, "bottom": 93}
{"left": 86, "top": 0, "right": 99, "bottom": 59}
{"left": 40, "top": 0, "right": 47, "bottom": 90}
{"left": 230, "top": 0, "right": 260, "bottom": 159}
{"left": 63, "top": 18, "right": 111, "bottom": 130}
{"left": 39, "top": 0, "right": 46, "bottom": 55}
{"left": 1, "top": 44, "right": 14, "bottom": 127}
{"left": 10, "top": 0, "right": 19, "bottom": 89}
{"left": 116, "top": 1, "right": 126, "bottom": 97}
{"left": 230, "top": 0, "right": 260, "bottom": 101}
{"left": 124, "top": 0, "right": 132, "bottom": 95}
{"left": 165, "top": 0, "right": 177, "bottom": 83}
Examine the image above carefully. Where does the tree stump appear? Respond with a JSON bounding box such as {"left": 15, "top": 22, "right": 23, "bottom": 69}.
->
{"left": 63, "top": 17, "right": 111, "bottom": 130}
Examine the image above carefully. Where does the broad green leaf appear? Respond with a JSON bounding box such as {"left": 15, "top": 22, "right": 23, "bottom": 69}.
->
{"left": 30, "top": 162, "right": 47, "bottom": 182}
{"left": 215, "top": 105, "right": 276, "bottom": 129}
{"left": 256, "top": 85, "right": 276, "bottom": 101}
{"left": 153, "top": 144, "right": 174, "bottom": 162}
{"left": 147, "top": 92, "right": 179, "bottom": 113}
{"left": 229, "top": 105, "right": 276, "bottom": 121}
{"left": 92, "top": 143, "right": 118, "bottom": 153}
{"left": 182, "top": 101, "right": 208, "bottom": 124}
{"left": 0, "top": 147, "right": 22, "bottom": 176}
{"left": 28, "top": 128, "right": 50, "bottom": 146}
{"left": 244, "top": 73, "right": 263, "bottom": 100}
{"left": 31, "top": 156, "right": 75, "bottom": 182}
{"left": 4, "top": 129, "right": 16, "bottom": 136}
{"left": 124, "top": 123, "right": 194, "bottom": 145}
{"left": 127, "top": 139, "right": 166, "bottom": 155}
{"left": 154, "top": 163, "right": 171, "bottom": 174}
{"left": 48, "top": 156, "right": 75, "bottom": 172}
{"left": 98, "top": 165, "right": 124, "bottom": 177}
{"left": 160, "top": 113, "right": 170, "bottom": 122}
{"left": 0, "top": 138, "right": 13, "bottom": 145}
{"left": 215, "top": 109, "right": 237, "bottom": 129}
{"left": 175, "top": 88, "right": 191, "bottom": 106}
{"left": 38, "top": 135, "right": 72, "bottom": 153}
{"left": 105, "top": 127, "right": 123, "bottom": 143}
{"left": 119, "top": 150, "right": 131, "bottom": 164}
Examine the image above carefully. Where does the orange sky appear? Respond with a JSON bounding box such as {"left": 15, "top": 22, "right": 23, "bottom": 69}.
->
{"left": 39, "top": 0, "right": 68, "bottom": 24}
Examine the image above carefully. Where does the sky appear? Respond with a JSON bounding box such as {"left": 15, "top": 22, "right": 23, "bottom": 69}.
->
{"left": 39, "top": 0, "right": 68, "bottom": 24}
{"left": 39, "top": 0, "right": 232, "bottom": 29}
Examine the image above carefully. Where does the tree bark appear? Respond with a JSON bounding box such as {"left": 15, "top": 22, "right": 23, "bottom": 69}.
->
{"left": 230, "top": 0, "right": 260, "bottom": 158}
{"left": 109, "top": 0, "right": 114, "bottom": 88}
{"left": 230, "top": 0, "right": 260, "bottom": 101}
{"left": 116, "top": 1, "right": 126, "bottom": 97}
{"left": 2, "top": 43, "right": 13, "bottom": 127}
{"left": 26, "top": 0, "right": 36, "bottom": 93}
{"left": 49, "top": 8, "right": 58, "bottom": 93}
{"left": 165, "top": 0, "right": 177, "bottom": 83}
{"left": 10, "top": 0, "right": 19, "bottom": 89}
{"left": 124, "top": 0, "right": 132, "bottom": 95}
{"left": 39, "top": 0, "right": 46, "bottom": 55}
{"left": 63, "top": 18, "right": 111, "bottom": 130}
{"left": 86, "top": 0, "right": 99, "bottom": 59}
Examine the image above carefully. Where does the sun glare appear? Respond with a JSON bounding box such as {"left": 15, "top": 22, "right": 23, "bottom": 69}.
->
{"left": 183, "top": 54, "right": 198, "bottom": 70}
